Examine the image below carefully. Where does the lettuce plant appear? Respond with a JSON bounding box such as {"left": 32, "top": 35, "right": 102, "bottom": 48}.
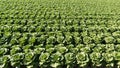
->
{"left": 65, "top": 53, "right": 75, "bottom": 68}
{"left": 102, "top": 52, "right": 115, "bottom": 67}
{"left": 39, "top": 52, "right": 50, "bottom": 67}
{"left": 23, "top": 52, "right": 35, "bottom": 66}
{"left": 90, "top": 52, "right": 103, "bottom": 67}
{"left": 50, "top": 52, "right": 63, "bottom": 68}
{"left": 76, "top": 52, "right": 89, "bottom": 67}
{"left": 104, "top": 36, "right": 115, "bottom": 44}
{"left": 10, "top": 53, "right": 24, "bottom": 68}
{"left": 0, "top": 48, "right": 8, "bottom": 55}
{"left": 46, "top": 36, "right": 56, "bottom": 44}
{"left": 0, "top": 55, "right": 10, "bottom": 68}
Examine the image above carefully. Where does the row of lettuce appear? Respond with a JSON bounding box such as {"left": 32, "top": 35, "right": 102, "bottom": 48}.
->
{"left": 0, "top": 19, "right": 120, "bottom": 33}
{"left": 0, "top": 31, "right": 120, "bottom": 45}
{"left": 1, "top": 13, "right": 120, "bottom": 19}
{"left": 0, "top": 23, "right": 120, "bottom": 33}
{"left": 0, "top": 44, "right": 120, "bottom": 68}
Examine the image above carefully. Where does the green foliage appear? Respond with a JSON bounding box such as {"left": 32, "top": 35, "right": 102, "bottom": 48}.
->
{"left": 76, "top": 52, "right": 89, "bottom": 67}
{"left": 10, "top": 53, "right": 24, "bottom": 67}
{"left": 102, "top": 53, "right": 115, "bottom": 67}
{"left": 0, "top": 48, "right": 8, "bottom": 56}
{"left": 0, "top": 55, "right": 10, "bottom": 68}
{"left": 65, "top": 52, "right": 75, "bottom": 68}
{"left": 104, "top": 37, "right": 115, "bottom": 44}
{"left": 24, "top": 52, "right": 35, "bottom": 65}
{"left": 0, "top": 0, "right": 120, "bottom": 68}
{"left": 50, "top": 52, "right": 63, "bottom": 68}
{"left": 47, "top": 36, "right": 56, "bottom": 44}
{"left": 90, "top": 52, "right": 103, "bottom": 67}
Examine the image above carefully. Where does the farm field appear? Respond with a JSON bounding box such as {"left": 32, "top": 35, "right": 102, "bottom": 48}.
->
{"left": 0, "top": 0, "right": 120, "bottom": 68}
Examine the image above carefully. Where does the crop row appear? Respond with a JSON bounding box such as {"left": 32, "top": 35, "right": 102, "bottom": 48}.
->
{"left": 0, "top": 31, "right": 120, "bottom": 45}
{"left": 0, "top": 24, "right": 120, "bottom": 32}
{"left": 0, "top": 44, "right": 120, "bottom": 68}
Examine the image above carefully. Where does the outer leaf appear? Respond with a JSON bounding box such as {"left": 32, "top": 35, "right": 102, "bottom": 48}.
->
{"left": 56, "top": 36, "right": 65, "bottom": 44}
{"left": 0, "top": 48, "right": 8, "bottom": 56}
{"left": 83, "top": 36, "right": 92, "bottom": 44}
{"left": 29, "top": 36, "right": 36, "bottom": 44}
{"left": 23, "top": 52, "right": 35, "bottom": 65}
{"left": 104, "top": 36, "right": 115, "bottom": 44}
{"left": 46, "top": 36, "right": 56, "bottom": 44}
{"left": 10, "top": 53, "right": 24, "bottom": 67}
{"left": 10, "top": 46, "right": 21, "bottom": 55}
{"left": 65, "top": 53, "right": 74, "bottom": 64}
{"left": 50, "top": 52, "right": 63, "bottom": 68}
{"left": 0, "top": 55, "right": 10, "bottom": 68}
{"left": 57, "top": 46, "right": 68, "bottom": 54}
{"left": 39, "top": 52, "right": 50, "bottom": 66}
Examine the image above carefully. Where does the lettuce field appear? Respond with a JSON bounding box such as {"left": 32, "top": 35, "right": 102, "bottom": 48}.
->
{"left": 1, "top": 0, "right": 120, "bottom": 68}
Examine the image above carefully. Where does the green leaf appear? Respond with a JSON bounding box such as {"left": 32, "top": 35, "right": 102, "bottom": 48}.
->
{"left": 29, "top": 36, "right": 36, "bottom": 44}
{"left": 0, "top": 55, "right": 10, "bottom": 68}
{"left": 80, "top": 47, "right": 91, "bottom": 53}
{"left": 116, "top": 38, "right": 120, "bottom": 44}
{"left": 112, "top": 31, "right": 120, "bottom": 37}
{"left": 50, "top": 63, "right": 60, "bottom": 68}
{"left": 57, "top": 46, "right": 68, "bottom": 54}
{"left": 45, "top": 44, "right": 54, "bottom": 49}
{"left": 10, "top": 38, "right": 18, "bottom": 45}
{"left": 60, "top": 26, "right": 67, "bottom": 32}
{"left": 10, "top": 46, "right": 21, "bottom": 55}
{"left": 65, "top": 53, "right": 74, "bottom": 64}
{"left": 37, "top": 35, "right": 46, "bottom": 44}
{"left": 70, "top": 48, "right": 79, "bottom": 54}
{"left": 51, "top": 52, "right": 63, "bottom": 62}
{"left": 102, "top": 53, "right": 114, "bottom": 63}
{"left": 115, "top": 52, "right": 120, "bottom": 61}
{"left": 39, "top": 52, "right": 50, "bottom": 65}
{"left": 52, "top": 24, "right": 59, "bottom": 31}
{"left": 66, "top": 44, "right": 74, "bottom": 50}
{"left": 3, "top": 32, "right": 11, "bottom": 38}
{"left": 19, "top": 36, "right": 27, "bottom": 45}
{"left": 11, "top": 53, "right": 24, "bottom": 67}
{"left": 24, "top": 52, "right": 35, "bottom": 65}
{"left": 45, "top": 26, "right": 52, "bottom": 32}
{"left": 105, "top": 44, "right": 115, "bottom": 52}
{"left": 65, "top": 35, "right": 73, "bottom": 44}
{"left": 34, "top": 48, "right": 45, "bottom": 54}
{"left": 83, "top": 36, "right": 92, "bottom": 44}
{"left": 35, "top": 26, "right": 43, "bottom": 32}
{"left": 27, "top": 25, "right": 35, "bottom": 32}
{"left": 116, "top": 44, "right": 120, "bottom": 52}
{"left": 86, "top": 44, "right": 95, "bottom": 49}
{"left": 104, "top": 37, "right": 115, "bottom": 44}
{"left": 90, "top": 52, "right": 103, "bottom": 66}
{"left": 0, "top": 37, "right": 6, "bottom": 45}
{"left": 0, "top": 48, "right": 8, "bottom": 56}
{"left": 76, "top": 52, "right": 89, "bottom": 67}
{"left": 76, "top": 44, "right": 85, "bottom": 50}
{"left": 57, "top": 36, "right": 64, "bottom": 43}
{"left": 93, "top": 35, "right": 102, "bottom": 44}
{"left": 46, "top": 48, "right": 54, "bottom": 54}
{"left": 46, "top": 36, "right": 56, "bottom": 44}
